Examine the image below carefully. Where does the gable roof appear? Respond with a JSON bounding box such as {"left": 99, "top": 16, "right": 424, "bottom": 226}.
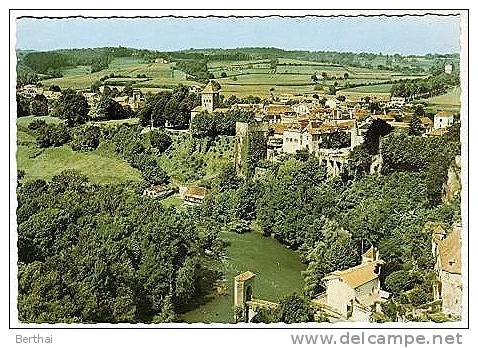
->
{"left": 265, "top": 104, "right": 295, "bottom": 115}
{"left": 185, "top": 186, "right": 208, "bottom": 199}
{"left": 324, "top": 261, "right": 380, "bottom": 289}
{"left": 235, "top": 271, "right": 256, "bottom": 282}
{"left": 420, "top": 117, "right": 433, "bottom": 126}
{"left": 363, "top": 246, "right": 377, "bottom": 260}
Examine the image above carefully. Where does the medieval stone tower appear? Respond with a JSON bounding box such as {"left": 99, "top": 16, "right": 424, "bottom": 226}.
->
{"left": 234, "top": 271, "right": 255, "bottom": 322}
{"left": 201, "top": 81, "right": 220, "bottom": 113}
{"left": 234, "top": 121, "right": 269, "bottom": 178}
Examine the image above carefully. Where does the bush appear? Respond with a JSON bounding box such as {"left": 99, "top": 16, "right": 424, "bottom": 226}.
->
{"left": 36, "top": 123, "right": 70, "bottom": 148}
{"left": 225, "top": 219, "right": 250, "bottom": 234}
{"left": 71, "top": 125, "right": 101, "bottom": 151}
{"left": 30, "top": 94, "right": 49, "bottom": 116}
{"left": 28, "top": 119, "right": 47, "bottom": 131}
{"left": 150, "top": 130, "right": 172, "bottom": 152}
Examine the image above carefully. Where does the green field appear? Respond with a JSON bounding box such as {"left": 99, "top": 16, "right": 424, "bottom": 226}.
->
{"left": 340, "top": 83, "right": 394, "bottom": 93}
{"left": 16, "top": 116, "right": 141, "bottom": 184}
{"left": 89, "top": 117, "right": 140, "bottom": 127}
{"left": 40, "top": 56, "right": 430, "bottom": 98}
{"left": 42, "top": 57, "right": 197, "bottom": 90}
{"left": 416, "top": 86, "right": 461, "bottom": 113}
{"left": 204, "top": 57, "right": 429, "bottom": 97}
{"left": 181, "top": 229, "right": 305, "bottom": 323}
{"left": 16, "top": 115, "right": 62, "bottom": 128}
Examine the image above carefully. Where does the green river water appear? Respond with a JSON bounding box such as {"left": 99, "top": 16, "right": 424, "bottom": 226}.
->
{"left": 181, "top": 230, "right": 306, "bottom": 323}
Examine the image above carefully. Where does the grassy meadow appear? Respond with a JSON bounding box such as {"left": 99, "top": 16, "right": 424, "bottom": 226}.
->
{"left": 16, "top": 116, "right": 142, "bottom": 184}
{"left": 416, "top": 86, "right": 461, "bottom": 113}
{"left": 41, "top": 57, "right": 198, "bottom": 91}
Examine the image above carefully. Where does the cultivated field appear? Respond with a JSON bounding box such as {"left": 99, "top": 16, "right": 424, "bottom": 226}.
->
{"left": 209, "top": 58, "right": 428, "bottom": 97}
{"left": 40, "top": 56, "right": 431, "bottom": 98}
{"left": 41, "top": 57, "right": 198, "bottom": 91}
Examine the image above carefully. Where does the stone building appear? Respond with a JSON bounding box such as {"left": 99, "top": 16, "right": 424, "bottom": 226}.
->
{"left": 432, "top": 224, "right": 462, "bottom": 318}
{"left": 142, "top": 185, "right": 175, "bottom": 199}
{"left": 316, "top": 247, "right": 387, "bottom": 322}
{"left": 190, "top": 81, "right": 221, "bottom": 122}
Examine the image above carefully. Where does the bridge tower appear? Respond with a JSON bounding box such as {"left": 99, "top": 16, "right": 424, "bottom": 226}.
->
{"left": 234, "top": 271, "right": 256, "bottom": 322}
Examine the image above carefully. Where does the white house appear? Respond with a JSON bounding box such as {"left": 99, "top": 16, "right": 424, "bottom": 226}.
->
{"left": 318, "top": 247, "right": 387, "bottom": 322}
{"left": 325, "top": 98, "right": 338, "bottom": 109}
{"left": 282, "top": 126, "right": 307, "bottom": 154}
{"left": 434, "top": 111, "right": 454, "bottom": 130}
{"left": 292, "top": 102, "right": 313, "bottom": 116}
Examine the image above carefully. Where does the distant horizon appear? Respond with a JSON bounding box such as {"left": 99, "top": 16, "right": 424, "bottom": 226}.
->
{"left": 16, "top": 15, "right": 461, "bottom": 55}
{"left": 16, "top": 45, "right": 460, "bottom": 56}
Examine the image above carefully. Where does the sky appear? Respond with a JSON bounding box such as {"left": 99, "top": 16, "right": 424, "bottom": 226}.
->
{"left": 15, "top": 15, "right": 461, "bottom": 55}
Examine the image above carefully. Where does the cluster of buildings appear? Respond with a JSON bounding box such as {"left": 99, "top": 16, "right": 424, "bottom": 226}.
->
{"left": 17, "top": 84, "right": 62, "bottom": 101}
{"left": 184, "top": 81, "right": 456, "bottom": 178}
{"left": 143, "top": 184, "right": 208, "bottom": 205}
{"left": 235, "top": 228, "right": 463, "bottom": 324}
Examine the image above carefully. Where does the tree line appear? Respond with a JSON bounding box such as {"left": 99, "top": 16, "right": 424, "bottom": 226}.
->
{"left": 390, "top": 73, "right": 460, "bottom": 99}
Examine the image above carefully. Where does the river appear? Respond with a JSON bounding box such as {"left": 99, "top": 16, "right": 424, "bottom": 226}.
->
{"left": 181, "top": 230, "right": 306, "bottom": 323}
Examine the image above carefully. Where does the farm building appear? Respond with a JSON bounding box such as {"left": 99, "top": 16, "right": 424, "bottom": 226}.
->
{"left": 143, "top": 185, "right": 175, "bottom": 199}
{"left": 180, "top": 185, "right": 208, "bottom": 205}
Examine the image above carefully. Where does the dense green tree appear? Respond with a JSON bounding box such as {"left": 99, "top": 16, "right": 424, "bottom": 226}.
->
{"left": 190, "top": 111, "right": 215, "bottom": 138}
{"left": 71, "top": 125, "right": 101, "bottom": 151}
{"left": 215, "top": 162, "right": 242, "bottom": 192}
{"left": 142, "top": 165, "right": 170, "bottom": 186}
{"left": 363, "top": 119, "right": 392, "bottom": 155}
{"left": 384, "top": 270, "right": 419, "bottom": 294}
{"left": 29, "top": 94, "right": 49, "bottom": 116}
{"left": 95, "top": 96, "right": 128, "bottom": 121}
{"left": 149, "top": 130, "right": 172, "bottom": 152}
{"left": 303, "top": 220, "right": 360, "bottom": 296}
{"left": 409, "top": 115, "right": 424, "bottom": 136}
{"left": 36, "top": 123, "right": 70, "bottom": 148}
{"left": 52, "top": 89, "right": 89, "bottom": 127}
{"left": 49, "top": 85, "right": 61, "bottom": 92}
{"left": 17, "top": 170, "right": 219, "bottom": 323}
{"left": 17, "top": 94, "right": 30, "bottom": 117}
{"left": 138, "top": 92, "right": 170, "bottom": 128}
{"left": 274, "top": 294, "right": 315, "bottom": 323}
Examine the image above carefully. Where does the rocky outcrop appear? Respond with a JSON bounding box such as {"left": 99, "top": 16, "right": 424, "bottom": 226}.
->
{"left": 442, "top": 155, "right": 461, "bottom": 203}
